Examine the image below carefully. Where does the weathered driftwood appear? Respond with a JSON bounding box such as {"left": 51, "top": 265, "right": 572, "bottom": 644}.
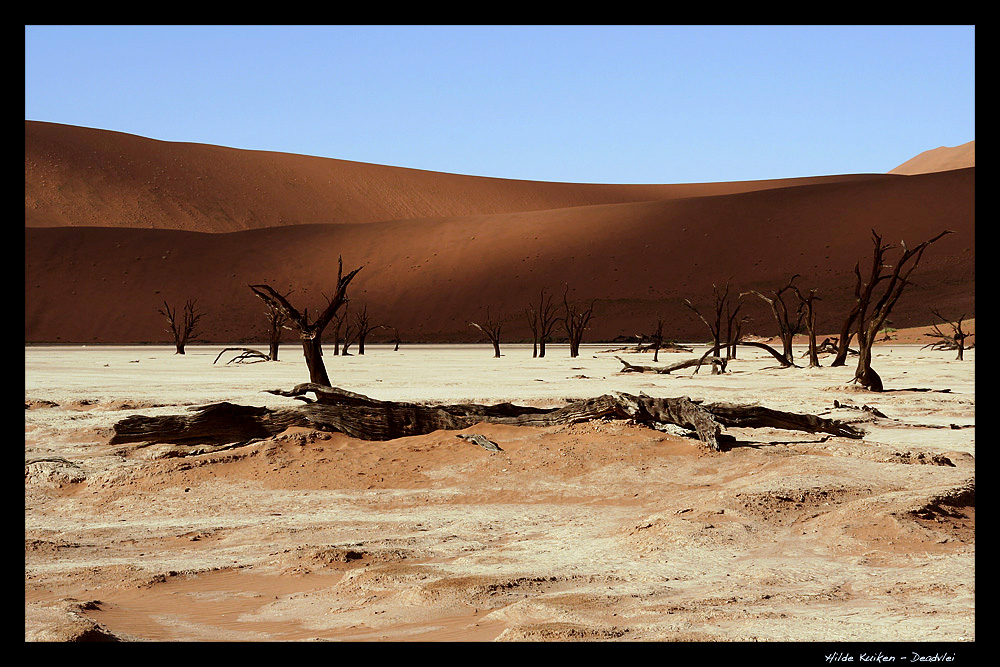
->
{"left": 832, "top": 399, "right": 888, "bottom": 419}
{"left": 456, "top": 433, "right": 503, "bottom": 452}
{"left": 108, "top": 384, "right": 864, "bottom": 452}
{"left": 615, "top": 356, "right": 724, "bottom": 374}
{"left": 109, "top": 402, "right": 304, "bottom": 447}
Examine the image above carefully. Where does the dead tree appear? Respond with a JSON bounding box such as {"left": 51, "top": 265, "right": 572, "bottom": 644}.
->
{"left": 339, "top": 314, "right": 358, "bottom": 355}
{"left": 526, "top": 308, "right": 539, "bottom": 357}
{"left": 330, "top": 303, "right": 360, "bottom": 356}
{"left": 249, "top": 257, "right": 362, "bottom": 387}
{"left": 159, "top": 299, "right": 202, "bottom": 355}
{"left": 262, "top": 290, "right": 291, "bottom": 361}
{"left": 110, "top": 385, "right": 865, "bottom": 452}
{"left": 389, "top": 326, "right": 402, "bottom": 351}
{"left": 526, "top": 288, "right": 560, "bottom": 358}
{"left": 724, "top": 298, "right": 747, "bottom": 361}
{"left": 470, "top": 307, "right": 505, "bottom": 358}
{"left": 561, "top": 287, "right": 595, "bottom": 358}
{"left": 352, "top": 305, "right": 384, "bottom": 355}
{"left": 923, "top": 308, "right": 972, "bottom": 360}
{"left": 851, "top": 229, "right": 952, "bottom": 391}
{"left": 649, "top": 315, "right": 665, "bottom": 362}
{"left": 330, "top": 308, "right": 346, "bottom": 355}
{"left": 745, "top": 275, "right": 803, "bottom": 365}
{"left": 792, "top": 285, "right": 822, "bottom": 367}
{"left": 684, "top": 282, "right": 741, "bottom": 373}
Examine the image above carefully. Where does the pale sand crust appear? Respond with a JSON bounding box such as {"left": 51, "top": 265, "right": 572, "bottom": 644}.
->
{"left": 25, "top": 342, "right": 974, "bottom": 642}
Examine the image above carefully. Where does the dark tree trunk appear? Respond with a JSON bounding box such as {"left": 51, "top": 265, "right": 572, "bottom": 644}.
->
{"left": 854, "top": 344, "right": 883, "bottom": 392}
{"left": 830, "top": 314, "right": 858, "bottom": 367}
{"left": 301, "top": 336, "right": 331, "bottom": 387}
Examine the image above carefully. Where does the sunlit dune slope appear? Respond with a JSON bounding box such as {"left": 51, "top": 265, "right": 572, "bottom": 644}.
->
{"left": 27, "top": 120, "right": 898, "bottom": 233}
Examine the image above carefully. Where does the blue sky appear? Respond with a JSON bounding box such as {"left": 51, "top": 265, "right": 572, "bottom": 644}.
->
{"left": 25, "top": 25, "right": 975, "bottom": 184}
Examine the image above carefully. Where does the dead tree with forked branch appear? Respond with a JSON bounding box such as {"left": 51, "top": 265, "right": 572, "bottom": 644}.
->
{"left": 470, "top": 307, "right": 505, "bottom": 358}
{"left": 561, "top": 287, "right": 595, "bottom": 358}
{"left": 330, "top": 306, "right": 349, "bottom": 356}
{"left": 525, "top": 288, "right": 560, "bottom": 358}
{"left": 922, "top": 308, "right": 972, "bottom": 361}
{"left": 851, "top": 229, "right": 952, "bottom": 391}
{"left": 744, "top": 275, "right": 803, "bottom": 365}
{"left": 724, "top": 298, "right": 748, "bottom": 361}
{"left": 352, "top": 305, "right": 385, "bottom": 355}
{"left": 262, "top": 289, "right": 292, "bottom": 361}
{"left": 791, "top": 284, "right": 822, "bottom": 367}
{"left": 684, "top": 282, "right": 742, "bottom": 373}
{"left": 249, "top": 257, "right": 362, "bottom": 386}
{"left": 338, "top": 307, "right": 359, "bottom": 356}
{"left": 159, "top": 299, "right": 203, "bottom": 355}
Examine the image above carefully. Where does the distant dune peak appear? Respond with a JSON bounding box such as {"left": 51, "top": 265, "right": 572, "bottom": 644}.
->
{"left": 889, "top": 140, "right": 975, "bottom": 175}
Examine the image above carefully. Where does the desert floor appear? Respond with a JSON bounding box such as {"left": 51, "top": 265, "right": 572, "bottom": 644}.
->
{"left": 25, "top": 340, "right": 974, "bottom": 644}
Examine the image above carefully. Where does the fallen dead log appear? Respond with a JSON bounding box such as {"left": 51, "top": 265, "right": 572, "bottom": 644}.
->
{"left": 108, "top": 385, "right": 864, "bottom": 452}
{"left": 615, "top": 356, "right": 724, "bottom": 374}
{"left": 108, "top": 402, "right": 304, "bottom": 447}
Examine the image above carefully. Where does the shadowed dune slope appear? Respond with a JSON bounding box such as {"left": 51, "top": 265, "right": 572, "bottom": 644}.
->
{"left": 27, "top": 120, "right": 899, "bottom": 233}
{"left": 26, "top": 163, "right": 973, "bottom": 344}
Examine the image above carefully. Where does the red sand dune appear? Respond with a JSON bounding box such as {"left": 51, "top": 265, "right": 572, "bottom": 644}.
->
{"left": 25, "top": 121, "right": 975, "bottom": 345}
